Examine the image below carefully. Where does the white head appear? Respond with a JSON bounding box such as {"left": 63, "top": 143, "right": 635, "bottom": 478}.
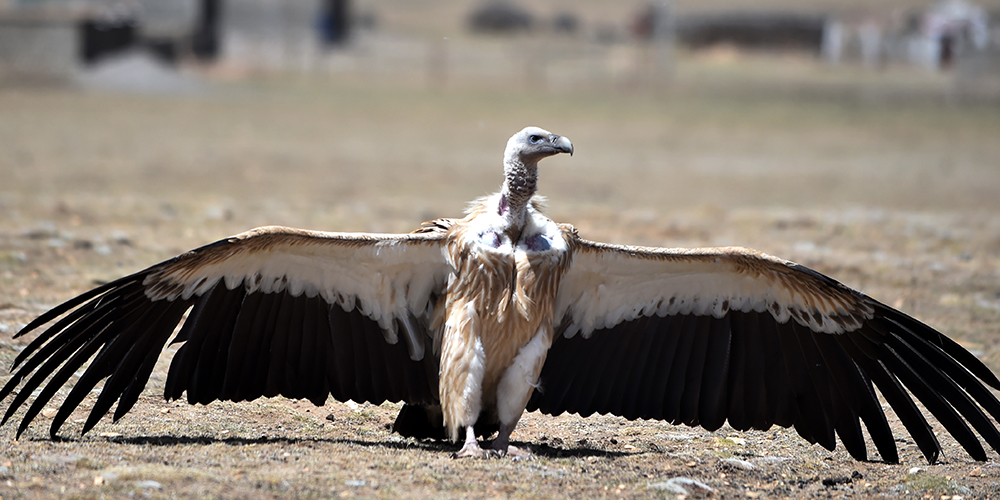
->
{"left": 503, "top": 126, "right": 574, "bottom": 166}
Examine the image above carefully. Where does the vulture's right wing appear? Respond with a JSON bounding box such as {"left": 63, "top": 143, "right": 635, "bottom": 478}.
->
{"left": 1, "top": 226, "right": 453, "bottom": 438}
{"left": 531, "top": 239, "right": 1000, "bottom": 464}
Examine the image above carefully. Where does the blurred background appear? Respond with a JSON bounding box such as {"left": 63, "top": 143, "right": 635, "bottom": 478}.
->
{"left": 2, "top": 0, "right": 1000, "bottom": 89}
{"left": 0, "top": 0, "right": 999, "bottom": 345}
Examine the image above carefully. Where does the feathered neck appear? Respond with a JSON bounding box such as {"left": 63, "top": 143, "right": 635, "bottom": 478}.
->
{"left": 498, "top": 156, "right": 537, "bottom": 231}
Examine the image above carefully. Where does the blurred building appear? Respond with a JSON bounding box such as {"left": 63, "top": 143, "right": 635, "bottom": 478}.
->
{"left": 819, "top": 0, "right": 995, "bottom": 72}
{"left": 0, "top": 0, "right": 353, "bottom": 81}
{"left": 907, "top": 0, "right": 990, "bottom": 70}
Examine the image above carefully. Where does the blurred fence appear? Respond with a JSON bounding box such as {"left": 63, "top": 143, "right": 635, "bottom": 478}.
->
{"left": 211, "top": 0, "right": 671, "bottom": 89}
{"left": 221, "top": 29, "right": 677, "bottom": 91}
{"left": 222, "top": 0, "right": 321, "bottom": 71}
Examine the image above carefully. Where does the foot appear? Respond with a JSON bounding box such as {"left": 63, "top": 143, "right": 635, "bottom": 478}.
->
{"left": 452, "top": 440, "right": 490, "bottom": 459}
{"left": 489, "top": 443, "right": 534, "bottom": 461}
{"left": 451, "top": 425, "right": 489, "bottom": 459}
{"left": 489, "top": 423, "right": 534, "bottom": 460}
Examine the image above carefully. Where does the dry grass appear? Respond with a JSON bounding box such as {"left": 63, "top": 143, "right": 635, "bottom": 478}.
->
{"left": 1, "top": 56, "right": 1000, "bottom": 498}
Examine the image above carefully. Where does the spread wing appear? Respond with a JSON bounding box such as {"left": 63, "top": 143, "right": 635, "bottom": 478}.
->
{"left": 1, "top": 226, "right": 454, "bottom": 438}
{"left": 529, "top": 238, "right": 1000, "bottom": 464}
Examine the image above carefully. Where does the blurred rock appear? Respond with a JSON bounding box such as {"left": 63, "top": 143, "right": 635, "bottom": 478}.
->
{"left": 110, "top": 230, "right": 133, "bottom": 246}
{"left": 95, "top": 471, "right": 119, "bottom": 484}
{"left": 656, "top": 432, "right": 697, "bottom": 441}
{"left": 135, "top": 480, "right": 162, "bottom": 489}
{"left": 468, "top": 1, "right": 533, "bottom": 34}
{"left": 73, "top": 239, "right": 94, "bottom": 250}
{"left": 23, "top": 222, "right": 58, "bottom": 239}
{"left": 75, "top": 50, "right": 202, "bottom": 94}
{"left": 35, "top": 454, "right": 83, "bottom": 465}
{"left": 720, "top": 457, "right": 757, "bottom": 471}
{"left": 756, "top": 456, "right": 791, "bottom": 465}
{"left": 552, "top": 12, "right": 579, "bottom": 34}
{"left": 648, "top": 477, "right": 714, "bottom": 495}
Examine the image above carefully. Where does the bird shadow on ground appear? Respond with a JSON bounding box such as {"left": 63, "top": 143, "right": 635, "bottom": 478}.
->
{"left": 36, "top": 434, "right": 635, "bottom": 459}
{"left": 39, "top": 433, "right": 459, "bottom": 453}
{"left": 519, "top": 441, "right": 636, "bottom": 459}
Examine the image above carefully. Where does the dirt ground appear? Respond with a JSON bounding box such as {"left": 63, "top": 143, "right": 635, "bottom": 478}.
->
{"left": 1, "top": 56, "right": 1000, "bottom": 499}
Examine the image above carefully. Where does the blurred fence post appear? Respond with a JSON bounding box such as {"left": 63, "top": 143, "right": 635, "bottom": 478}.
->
{"left": 651, "top": 0, "right": 675, "bottom": 82}
{"left": 428, "top": 37, "right": 448, "bottom": 90}
{"left": 821, "top": 18, "right": 844, "bottom": 65}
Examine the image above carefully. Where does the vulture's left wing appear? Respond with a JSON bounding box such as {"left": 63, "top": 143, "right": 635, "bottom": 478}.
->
{"left": 1, "top": 226, "right": 453, "bottom": 438}
{"left": 530, "top": 239, "right": 1000, "bottom": 464}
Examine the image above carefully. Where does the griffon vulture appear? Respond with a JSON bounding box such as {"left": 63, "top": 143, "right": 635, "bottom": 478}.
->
{"left": 2, "top": 127, "right": 999, "bottom": 463}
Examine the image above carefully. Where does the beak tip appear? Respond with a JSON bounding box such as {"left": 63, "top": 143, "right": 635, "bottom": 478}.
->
{"left": 555, "top": 135, "right": 574, "bottom": 157}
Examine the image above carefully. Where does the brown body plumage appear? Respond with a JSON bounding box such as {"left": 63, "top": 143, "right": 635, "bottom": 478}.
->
{"left": 3, "top": 126, "right": 1000, "bottom": 465}
{"left": 438, "top": 198, "right": 573, "bottom": 456}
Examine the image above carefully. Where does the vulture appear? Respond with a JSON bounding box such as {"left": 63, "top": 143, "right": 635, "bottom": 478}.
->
{"left": 2, "top": 126, "right": 999, "bottom": 463}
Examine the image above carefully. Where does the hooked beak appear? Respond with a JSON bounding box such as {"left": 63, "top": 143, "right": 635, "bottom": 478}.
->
{"left": 552, "top": 135, "right": 574, "bottom": 156}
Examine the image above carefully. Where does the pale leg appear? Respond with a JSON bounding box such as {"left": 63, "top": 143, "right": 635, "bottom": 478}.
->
{"left": 452, "top": 425, "right": 489, "bottom": 459}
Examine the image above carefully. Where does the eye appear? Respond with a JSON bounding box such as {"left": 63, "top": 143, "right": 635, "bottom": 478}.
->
{"left": 528, "top": 135, "right": 543, "bottom": 144}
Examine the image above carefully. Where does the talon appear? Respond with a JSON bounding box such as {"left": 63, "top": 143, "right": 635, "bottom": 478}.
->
{"left": 488, "top": 441, "right": 533, "bottom": 460}
{"left": 504, "top": 445, "right": 534, "bottom": 461}
{"left": 452, "top": 443, "right": 490, "bottom": 459}
{"left": 453, "top": 427, "right": 490, "bottom": 459}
